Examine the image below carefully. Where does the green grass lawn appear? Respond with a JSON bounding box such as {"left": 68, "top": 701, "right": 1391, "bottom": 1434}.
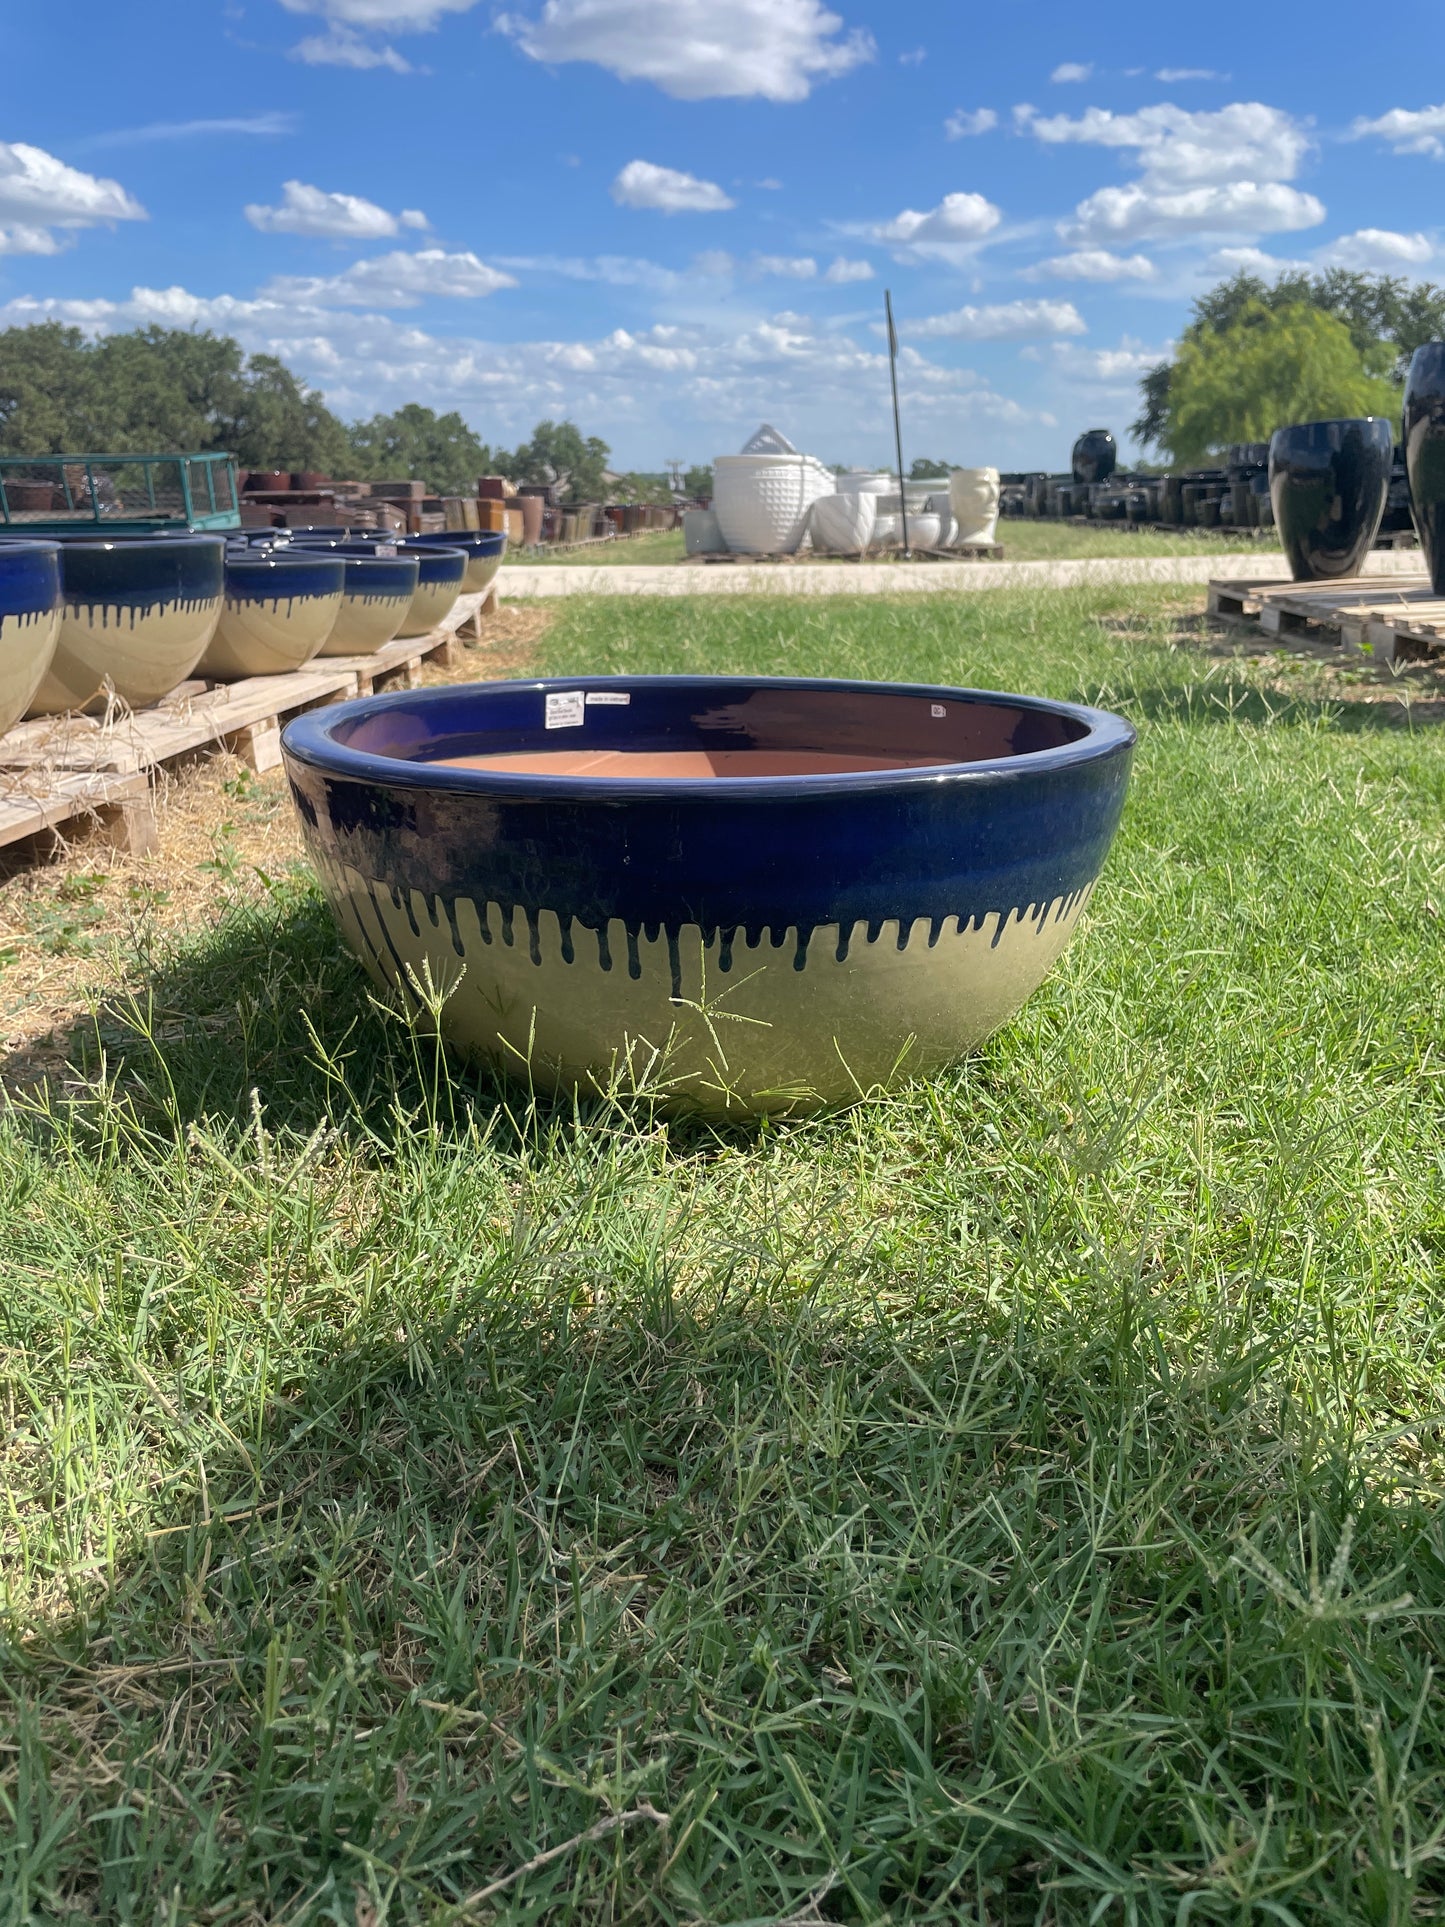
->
{"left": 6, "top": 587, "right": 1445, "bottom": 1922}
{"left": 507, "top": 522, "right": 1273, "bottom": 568}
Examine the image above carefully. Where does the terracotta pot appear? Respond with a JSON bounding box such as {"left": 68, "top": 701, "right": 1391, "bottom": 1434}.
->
{"left": 518, "top": 495, "right": 544, "bottom": 545}
{"left": 244, "top": 471, "right": 289, "bottom": 494}
{"left": 4, "top": 481, "right": 56, "bottom": 514}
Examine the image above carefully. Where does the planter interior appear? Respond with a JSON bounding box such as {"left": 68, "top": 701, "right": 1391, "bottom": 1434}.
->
{"left": 282, "top": 675, "right": 1134, "bottom": 1115}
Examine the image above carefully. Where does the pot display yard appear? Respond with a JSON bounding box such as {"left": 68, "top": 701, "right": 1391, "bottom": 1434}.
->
{"left": 282, "top": 675, "right": 1134, "bottom": 1116}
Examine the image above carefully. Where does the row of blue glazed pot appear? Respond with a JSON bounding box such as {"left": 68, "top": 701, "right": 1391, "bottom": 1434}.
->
{"left": 1271, "top": 344, "right": 1445, "bottom": 584}
{"left": 0, "top": 527, "right": 506, "bottom": 737}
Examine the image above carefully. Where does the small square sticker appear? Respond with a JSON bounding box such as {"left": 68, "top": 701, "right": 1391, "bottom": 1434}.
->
{"left": 931, "top": 703, "right": 947, "bottom": 718}
{"left": 545, "top": 690, "right": 585, "bottom": 729}
{"left": 374, "top": 543, "right": 398, "bottom": 557}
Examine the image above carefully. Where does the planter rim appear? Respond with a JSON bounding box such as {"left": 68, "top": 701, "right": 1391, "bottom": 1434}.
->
{"left": 282, "top": 673, "right": 1136, "bottom": 804}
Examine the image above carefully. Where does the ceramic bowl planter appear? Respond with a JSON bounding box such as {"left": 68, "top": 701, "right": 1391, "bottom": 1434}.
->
{"left": 281, "top": 674, "right": 1135, "bottom": 1117}
{"left": 398, "top": 531, "right": 506, "bottom": 595}
{"left": 295, "top": 540, "right": 463, "bottom": 640}
{"left": 308, "top": 552, "right": 420, "bottom": 657}
{"left": 809, "top": 492, "right": 876, "bottom": 556}
{"left": 1071, "top": 430, "right": 1117, "bottom": 486}
{"left": 1403, "top": 344, "right": 1445, "bottom": 591}
{"left": 27, "top": 536, "right": 225, "bottom": 716}
{"left": 905, "top": 511, "right": 943, "bottom": 550}
{"left": 0, "top": 540, "right": 61, "bottom": 735}
{"left": 950, "top": 468, "right": 1001, "bottom": 545}
{"left": 712, "top": 454, "right": 836, "bottom": 553}
{"left": 1268, "top": 418, "right": 1392, "bottom": 581}
{"left": 200, "top": 554, "right": 346, "bottom": 679}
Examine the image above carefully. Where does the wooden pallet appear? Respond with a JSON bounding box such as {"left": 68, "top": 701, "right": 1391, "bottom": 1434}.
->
{"left": 1207, "top": 573, "right": 1445, "bottom": 663}
{"left": 0, "top": 586, "right": 496, "bottom": 856}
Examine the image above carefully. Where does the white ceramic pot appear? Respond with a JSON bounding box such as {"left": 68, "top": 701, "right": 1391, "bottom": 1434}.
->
{"left": 809, "top": 491, "right": 877, "bottom": 556}
{"left": 870, "top": 513, "right": 901, "bottom": 549}
{"left": 712, "top": 454, "right": 835, "bottom": 554}
{"left": 926, "top": 493, "right": 956, "bottom": 547}
{"left": 835, "top": 470, "right": 894, "bottom": 495}
{"left": 683, "top": 508, "right": 723, "bottom": 555}
{"left": 950, "top": 468, "right": 1001, "bottom": 546}
{"left": 905, "top": 512, "right": 943, "bottom": 550}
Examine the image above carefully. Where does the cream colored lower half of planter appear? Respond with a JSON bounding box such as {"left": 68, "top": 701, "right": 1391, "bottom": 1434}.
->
{"left": 201, "top": 589, "right": 344, "bottom": 678}
{"left": 317, "top": 592, "right": 413, "bottom": 657}
{"left": 0, "top": 606, "right": 61, "bottom": 736}
{"left": 461, "top": 552, "right": 503, "bottom": 594}
{"left": 396, "top": 582, "right": 462, "bottom": 638}
{"left": 312, "top": 851, "right": 1091, "bottom": 1114}
{"left": 28, "top": 598, "right": 223, "bottom": 715}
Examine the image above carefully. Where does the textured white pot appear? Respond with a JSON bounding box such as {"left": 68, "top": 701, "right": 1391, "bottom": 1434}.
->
{"left": 950, "top": 467, "right": 1001, "bottom": 545}
{"left": 713, "top": 454, "right": 835, "bottom": 554}
{"left": 683, "top": 508, "right": 723, "bottom": 555}
{"left": 926, "top": 492, "right": 956, "bottom": 547}
{"left": 809, "top": 491, "right": 877, "bottom": 556}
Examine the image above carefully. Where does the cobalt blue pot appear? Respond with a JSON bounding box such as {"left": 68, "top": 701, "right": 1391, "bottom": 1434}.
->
{"left": 27, "top": 536, "right": 225, "bottom": 716}
{"left": 0, "top": 540, "right": 61, "bottom": 735}
{"left": 1402, "top": 343, "right": 1445, "bottom": 592}
{"left": 200, "top": 554, "right": 346, "bottom": 679}
{"left": 398, "top": 530, "right": 507, "bottom": 594}
{"left": 305, "top": 551, "right": 420, "bottom": 657}
{"left": 1268, "top": 417, "right": 1392, "bottom": 581}
{"left": 281, "top": 674, "right": 1136, "bottom": 1115}
{"left": 1071, "top": 429, "right": 1117, "bottom": 486}
{"left": 292, "top": 539, "right": 466, "bottom": 637}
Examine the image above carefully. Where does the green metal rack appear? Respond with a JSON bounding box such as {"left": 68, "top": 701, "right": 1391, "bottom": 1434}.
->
{"left": 0, "top": 451, "right": 242, "bottom": 533}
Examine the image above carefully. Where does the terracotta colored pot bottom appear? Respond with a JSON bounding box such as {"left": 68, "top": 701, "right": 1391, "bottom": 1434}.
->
{"left": 435, "top": 748, "right": 948, "bottom": 778}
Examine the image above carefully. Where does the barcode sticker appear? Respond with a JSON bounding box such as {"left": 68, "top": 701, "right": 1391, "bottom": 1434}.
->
{"left": 374, "top": 543, "right": 398, "bottom": 556}
{"left": 545, "top": 690, "right": 585, "bottom": 729}
{"left": 931, "top": 703, "right": 947, "bottom": 718}
{"left": 585, "top": 691, "right": 630, "bottom": 706}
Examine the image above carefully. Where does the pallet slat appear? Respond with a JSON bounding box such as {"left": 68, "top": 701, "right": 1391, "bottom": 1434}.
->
{"left": 1208, "top": 573, "right": 1445, "bottom": 664}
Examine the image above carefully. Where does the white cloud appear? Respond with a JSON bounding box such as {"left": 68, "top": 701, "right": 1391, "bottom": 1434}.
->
{"left": 0, "top": 226, "right": 63, "bottom": 256}
{"left": 1020, "top": 100, "right": 1310, "bottom": 184}
{"left": 1350, "top": 105, "right": 1445, "bottom": 161}
{"left": 499, "top": 0, "right": 874, "bottom": 102}
{"left": 1024, "top": 248, "right": 1156, "bottom": 281}
{"left": 869, "top": 191, "right": 1001, "bottom": 248}
{"left": 244, "top": 179, "right": 423, "bottom": 238}
{"left": 824, "top": 255, "right": 874, "bottom": 282}
{"left": 495, "top": 252, "right": 681, "bottom": 290}
{"left": 945, "top": 108, "right": 997, "bottom": 139}
{"left": 1046, "top": 338, "right": 1168, "bottom": 383}
{"left": 1155, "top": 68, "right": 1225, "bottom": 82}
{"left": 899, "top": 46, "right": 926, "bottom": 66}
{"left": 278, "top": 0, "right": 479, "bottom": 30}
{"left": 610, "top": 159, "right": 734, "bottom": 213}
{"left": 0, "top": 142, "right": 145, "bottom": 228}
{"left": 292, "top": 27, "right": 412, "bottom": 69}
{"left": 906, "top": 299, "right": 1086, "bottom": 340}
{"left": 82, "top": 113, "right": 299, "bottom": 146}
{"left": 1050, "top": 63, "right": 1092, "bottom": 83}
{"left": 1060, "top": 180, "right": 1324, "bottom": 246}
{"left": 1319, "top": 227, "right": 1433, "bottom": 270}
{"left": 260, "top": 248, "right": 516, "bottom": 306}
{"left": 751, "top": 254, "right": 817, "bottom": 278}
{"left": 1205, "top": 245, "right": 1311, "bottom": 276}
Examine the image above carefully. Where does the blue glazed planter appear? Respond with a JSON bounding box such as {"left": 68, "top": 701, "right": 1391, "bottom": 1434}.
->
{"left": 1071, "top": 429, "right": 1117, "bottom": 486}
{"left": 1268, "top": 418, "right": 1392, "bottom": 581}
{"left": 294, "top": 538, "right": 466, "bottom": 637}
{"left": 281, "top": 675, "right": 1136, "bottom": 1114}
{"left": 290, "top": 551, "right": 421, "bottom": 657}
{"left": 201, "top": 554, "right": 346, "bottom": 679}
{"left": 399, "top": 531, "right": 507, "bottom": 594}
{"left": 27, "top": 535, "right": 225, "bottom": 716}
{"left": 0, "top": 540, "right": 62, "bottom": 735}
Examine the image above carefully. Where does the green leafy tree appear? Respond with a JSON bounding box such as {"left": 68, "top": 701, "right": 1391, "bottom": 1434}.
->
{"left": 347, "top": 403, "right": 490, "bottom": 495}
{"left": 1162, "top": 301, "right": 1397, "bottom": 467}
{"left": 908, "top": 457, "right": 952, "bottom": 480}
{"left": 226, "top": 353, "right": 351, "bottom": 473}
{"left": 0, "top": 323, "right": 97, "bottom": 453}
{"left": 506, "top": 419, "right": 610, "bottom": 503}
{"left": 683, "top": 463, "right": 713, "bottom": 499}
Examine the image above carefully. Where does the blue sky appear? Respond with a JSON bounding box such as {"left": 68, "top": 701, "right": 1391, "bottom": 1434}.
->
{"left": 3, "top": 0, "right": 1443, "bottom": 471}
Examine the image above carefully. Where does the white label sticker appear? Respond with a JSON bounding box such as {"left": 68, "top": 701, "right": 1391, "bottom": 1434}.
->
{"left": 374, "top": 543, "right": 398, "bottom": 556}
{"left": 545, "top": 690, "right": 586, "bottom": 729}
{"left": 931, "top": 703, "right": 947, "bottom": 718}
{"left": 585, "top": 691, "right": 631, "bottom": 706}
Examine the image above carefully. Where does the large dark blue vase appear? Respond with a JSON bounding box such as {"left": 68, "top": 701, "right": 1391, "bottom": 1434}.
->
{"left": 1268, "top": 418, "right": 1392, "bottom": 582}
{"left": 1072, "top": 429, "right": 1117, "bottom": 486}
{"left": 281, "top": 674, "right": 1135, "bottom": 1116}
{"left": 1403, "top": 344, "right": 1445, "bottom": 592}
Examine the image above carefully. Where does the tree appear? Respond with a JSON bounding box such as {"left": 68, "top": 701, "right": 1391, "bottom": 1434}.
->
{"left": 1162, "top": 302, "right": 1397, "bottom": 467}
{"left": 347, "top": 403, "right": 490, "bottom": 495}
{"left": 0, "top": 322, "right": 94, "bottom": 454}
{"left": 908, "top": 457, "right": 952, "bottom": 479}
{"left": 506, "top": 419, "right": 610, "bottom": 502}
{"left": 1135, "top": 268, "right": 1445, "bottom": 453}
{"left": 683, "top": 463, "right": 713, "bottom": 500}
{"left": 226, "top": 353, "right": 351, "bottom": 473}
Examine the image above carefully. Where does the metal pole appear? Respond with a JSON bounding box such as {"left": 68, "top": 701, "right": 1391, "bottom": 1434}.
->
{"left": 886, "top": 289, "right": 909, "bottom": 558}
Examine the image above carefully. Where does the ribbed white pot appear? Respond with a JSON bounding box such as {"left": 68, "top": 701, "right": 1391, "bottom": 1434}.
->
{"left": 713, "top": 454, "right": 835, "bottom": 554}
{"left": 683, "top": 508, "right": 723, "bottom": 555}
{"left": 950, "top": 467, "right": 1001, "bottom": 545}
{"left": 926, "top": 492, "right": 956, "bottom": 547}
{"left": 809, "top": 491, "right": 877, "bottom": 556}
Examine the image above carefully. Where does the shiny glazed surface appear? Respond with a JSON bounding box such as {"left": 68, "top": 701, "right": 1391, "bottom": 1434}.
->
{"left": 1404, "top": 344, "right": 1445, "bottom": 593}
{"left": 1268, "top": 417, "right": 1392, "bottom": 582}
